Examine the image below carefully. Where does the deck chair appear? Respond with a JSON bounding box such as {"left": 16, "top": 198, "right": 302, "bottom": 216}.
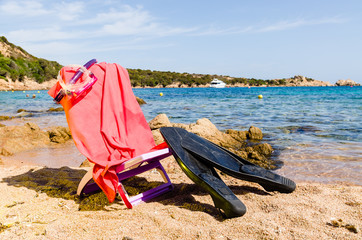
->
{"left": 77, "top": 146, "right": 173, "bottom": 208}
{"left": 48, "top": 60, "right": 174, "bottom": 208}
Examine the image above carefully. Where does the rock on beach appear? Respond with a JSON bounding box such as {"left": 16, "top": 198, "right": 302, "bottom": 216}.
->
{"left": 0, "top": 123, "right": 71, "bottom": 156}
{"left": 1, "top": 114, "right": 275, "bottom": 168}
{"left": 0, "top": 113, "right": 277, "bottom": 170}
{"left": 335, "top": 79, "right": 361, "bottom": 86}
{"left": 149, "top": 114, "right": 276, "bottom": 169}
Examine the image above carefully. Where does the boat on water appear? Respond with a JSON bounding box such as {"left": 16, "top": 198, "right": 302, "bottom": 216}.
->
{"left": 209, "top": 79, "right": 226, "bottom": 88}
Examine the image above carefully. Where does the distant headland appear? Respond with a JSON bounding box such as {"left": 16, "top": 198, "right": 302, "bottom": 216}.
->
{"left": 0, "top": 36, "right": 360, "bottom": 91}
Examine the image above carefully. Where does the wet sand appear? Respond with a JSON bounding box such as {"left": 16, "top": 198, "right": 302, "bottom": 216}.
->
{"left": 0, "top": 148, "right": 361, "bottom": 240}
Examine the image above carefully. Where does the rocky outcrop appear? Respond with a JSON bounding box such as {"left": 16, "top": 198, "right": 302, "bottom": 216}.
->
{"left": 0, "top": 123, "right": 72, "bottom": 156}
{"left": 150, "top": 114, "right": 277, "bottom": 169}
{"left": 335, "top": 79, "right": 360, "bottom": 86}
{"left": 281, "top": 76, "right": 332, "bottom": 87}
{"left": 1, "top": 115, "right": 276, "bottom": 169}
{"left": 136, "top": 97, "right": 147, "bottom": 105}
{"left": 47, "top": 126, "right": 72, "bottom": 143}
{"left": 48, "top": 107, "right": 64, "bottom": 112}
{"left": 247, "top": 126, "right": 263, "bottom": 140}
{"left": 0, "top": 78, "right": 57, "bottom": 91}
{"left": 0, "top": 123, "right": 50, "bottom": 156}
{"left": 149, "top": 113, "right": 171, "bottom": 130}
{"left": 0, "top": 38, "right": 31, "bottom": 59}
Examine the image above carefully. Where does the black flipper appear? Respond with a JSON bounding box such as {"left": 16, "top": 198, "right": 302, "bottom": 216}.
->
{"left": 160, "top": 127, "right": 246, "bottom": 218}
{"left": 163, "top": 127, "right": 296, "bottom": 194}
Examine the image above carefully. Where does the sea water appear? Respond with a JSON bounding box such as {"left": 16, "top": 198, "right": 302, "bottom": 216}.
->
{"left": 0, "top": 86, "right": 361, "bottom": 185}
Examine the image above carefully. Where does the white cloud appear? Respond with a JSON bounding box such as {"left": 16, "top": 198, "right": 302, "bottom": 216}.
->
{"left": 101, "top": 8, "right": 159, "bottom": 36}
{"left": 0, "top": 0, "right": 50, "bottom": 16}
{"left": 101, "top": 20, "right": 196, "bottom": 37}
{"left": 89, "top": 5, "right": 197, "bottom": 37}
{"left": 2, "top": 1, "right": 197, "bottom": 49}
{"left": 7, "top": 27, "right": 75, "bottom": 43}
{"left": 193, "top": 26, "right": 253, "bottom": 36}
{"left": 0, "top": 0, "right": 349, "bottom": 39}
{"left": 190, "top": 17, "right": 347, "bottom": 36}
{"left": 0, "top": 0, "right": 85, "bottom": 21}
{"left": 99, "top": 5, "right": 152, "bottom": 24}
{"left": 2, "top": 2, "right": 197, "bottom": 40}
{"left": 184, "top": 16, "right": 346, "bottom": 37}
{"left": 54, "top": 1, "right": 86, "bottom": 21}
{"left": 257, "top": 17, "right": 346, "bottom": 32}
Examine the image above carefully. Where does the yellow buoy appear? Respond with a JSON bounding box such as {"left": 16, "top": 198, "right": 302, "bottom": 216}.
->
{"left": 159, "top": 92, "right": 163, "bottom": 96}
{"left": 23, "top": 91, "right": 25, "bottom": 93}
{"left": 258, "top": 94, "right": 263, "bottom": 99}
{"left": 37, "top": 91, "right": 40, "bottom": 93}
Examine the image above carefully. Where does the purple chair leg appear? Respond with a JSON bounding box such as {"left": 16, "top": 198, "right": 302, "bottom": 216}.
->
{"left": 79, "top": 150, "right": 173, "bottom": 207}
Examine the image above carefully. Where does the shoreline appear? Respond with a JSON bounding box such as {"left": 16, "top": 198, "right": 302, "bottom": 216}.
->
{"left": 0, "top": 78, "right": 57, "bottom": 91}
{"left": 1, "top": 112, "right": 361, "bottom": 186}
{"left": 1, "top": 78, "right": 360, "bottom": 92}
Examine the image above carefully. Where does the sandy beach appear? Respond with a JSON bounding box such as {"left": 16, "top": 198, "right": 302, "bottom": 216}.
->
{"left": 0, "top": 150, "right": 361, "bottom": 240}
{"left": 0, "top": 93, "right": 361, "bottom": 239}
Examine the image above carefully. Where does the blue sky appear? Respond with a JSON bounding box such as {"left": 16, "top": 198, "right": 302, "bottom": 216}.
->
{"left": 1, "top": 0, "right": 362, "bottom": 84}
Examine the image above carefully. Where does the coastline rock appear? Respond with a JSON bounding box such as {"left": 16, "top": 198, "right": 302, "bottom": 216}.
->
{"left": 283, "top": 75, "right": 333, "bottom": 87}
{"left": 0, "top": 115, "right": 12, "bottom": 121}
{"left": 165, "top": 81, "right": 181, "bottom": 88}
{"left": 225, "top": 129, "right": 248, "bottom": 141}
{"left": 148, "top": 113, "right": 171, "bottom": 130}
{"left": 253, "top": 143, "right": 273, "bottom": 156}
{"left": 248, "top": 126, "right": 263, "bottom": 140}
{"left": 149, "top": 114, "right": 276, "bottom": 169}
{"left": 136, "top": 97, "right": 146, "bottom": 105}
{"left": 335, "top": 79, "right": 360, "bottom": 86}
{"left": 0, "top": 123, "right": 72, "bottom": 156}
{"left": 188, "top": 118, "right": 241, "bottom": 148}
{"left": 0, "top": 115, "right": 276, "bottom": 168}
{"left": 170, "top": 122, "right": 190, "bottom": 129}
{"left": 0, "top": 77, "right": 57, "bottom": 91}
{"left": 151, "top": 129, "right": 165, "bottom": 145}
{"left": 79, "top": 159, "right": 94, "bottom": 168}
{"left": 25, "top": 122, "right": 40, "bottom": 131}
{"left": 0, "top": 123, "right": 50, "bottom": 156}
{"left": 48, "top": 107, "right": 64, "bottom": 112}
{"left": 0, "top": 39, "right": 29, "bottom": 59}
{"left": 47, "top": 126, "right": 72, "bottom": 143}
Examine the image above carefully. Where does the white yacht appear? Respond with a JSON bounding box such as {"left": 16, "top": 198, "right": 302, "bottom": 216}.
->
{"left": 209, "top": 79, "right": 226, "bottom": 88}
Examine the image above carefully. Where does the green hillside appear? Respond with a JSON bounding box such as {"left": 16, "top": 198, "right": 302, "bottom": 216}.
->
{"left": 127, "top": 68, "right": 287, "bottom": 87}
{"left": 0, "top": 36, "right": 62, "bottom": 83}
{"left": 0, "top": 36, "right": 273, "bottom": 87}
{"left": 1, "top": 36, "right": 325, "bottom": 87}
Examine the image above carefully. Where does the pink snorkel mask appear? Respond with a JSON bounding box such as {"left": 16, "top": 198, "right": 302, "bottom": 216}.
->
{"left": 54, "top": 59, "right": 97, "bottom": 102}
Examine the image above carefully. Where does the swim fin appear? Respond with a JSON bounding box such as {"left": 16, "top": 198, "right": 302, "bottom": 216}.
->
{"left": 162, "top": 127, "right": 296, "bottom": 194}
{"left": 160, "top": 127, "right": 247, "bottom": 218}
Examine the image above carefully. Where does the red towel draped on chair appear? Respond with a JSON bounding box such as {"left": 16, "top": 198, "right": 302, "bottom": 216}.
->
{"left": 49, "top": 62, "right": 156, "bottom": 202}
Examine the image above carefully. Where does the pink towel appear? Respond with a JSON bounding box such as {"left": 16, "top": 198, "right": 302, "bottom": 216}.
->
{"left": 49, "top": 62, "right": 156, "bottom": 202}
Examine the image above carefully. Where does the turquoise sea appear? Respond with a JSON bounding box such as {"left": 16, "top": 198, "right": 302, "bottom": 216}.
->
{"left": 1, "top": 86, "right": 361, "bottom": 185}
